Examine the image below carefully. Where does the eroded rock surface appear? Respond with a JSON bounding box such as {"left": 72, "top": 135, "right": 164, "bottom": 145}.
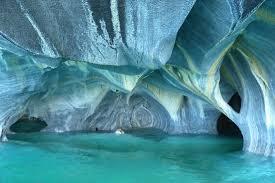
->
{"left": 1, "top": 0, "right": 275, "bottom": 155}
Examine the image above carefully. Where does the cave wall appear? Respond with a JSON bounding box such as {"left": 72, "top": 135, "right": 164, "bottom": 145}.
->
{"left": 1, "top": 0, "right": 275, "bottom": 156}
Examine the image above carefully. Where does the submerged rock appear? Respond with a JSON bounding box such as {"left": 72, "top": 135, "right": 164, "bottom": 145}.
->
{"left": 0, "top": 0, "right": 275, "bottom": 156}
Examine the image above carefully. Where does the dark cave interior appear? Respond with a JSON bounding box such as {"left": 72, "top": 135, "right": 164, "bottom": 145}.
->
{"left": 10, "top": 115, "right": 47, "bottom": 133}
{"left": 217, "top": 93, "right": 243, "bottom": 139}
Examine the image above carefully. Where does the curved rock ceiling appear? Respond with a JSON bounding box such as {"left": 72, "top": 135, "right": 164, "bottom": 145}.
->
{"left": 0, "top": 0, "right": 274, "bottom": 155}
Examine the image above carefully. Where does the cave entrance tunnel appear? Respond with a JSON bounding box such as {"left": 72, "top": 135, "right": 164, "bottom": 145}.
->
{"left": 217, "top": 93, "right": 243, "bottom": 139}
{"left": 9, "top": 115, "right": 47, "bottom": 133}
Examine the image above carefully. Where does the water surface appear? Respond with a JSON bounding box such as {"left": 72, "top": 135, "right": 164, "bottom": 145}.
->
{"left": 0, "top": 131, "right": 274, "bottom": 183}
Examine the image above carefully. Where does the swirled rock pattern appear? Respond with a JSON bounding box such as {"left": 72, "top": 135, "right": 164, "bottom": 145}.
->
{"left": 0, "top": 0, "right": 275, "bottom": 155}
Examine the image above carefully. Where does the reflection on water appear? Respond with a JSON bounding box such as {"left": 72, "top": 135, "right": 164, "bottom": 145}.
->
{"left": 1, "top": 131, "right": 274, "bottom": 183}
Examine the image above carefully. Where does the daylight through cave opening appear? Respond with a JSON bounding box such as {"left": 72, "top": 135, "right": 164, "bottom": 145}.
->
{"left": 9, "top": 115, "right": 47, "bottom": 133}
{"left": 217, "top": 93, "right": 243, "bottom": 139}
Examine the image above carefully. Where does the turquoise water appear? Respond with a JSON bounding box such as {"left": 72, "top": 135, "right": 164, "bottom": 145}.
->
{"left": 0, "top": 132, "right": 275, "bottom": 183}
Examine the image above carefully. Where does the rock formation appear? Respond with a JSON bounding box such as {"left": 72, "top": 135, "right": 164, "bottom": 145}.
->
{"left": 1, "top": 0, "right": 275, "bottom": 155}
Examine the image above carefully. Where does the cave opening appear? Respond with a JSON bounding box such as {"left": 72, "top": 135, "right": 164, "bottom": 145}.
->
{"left": 217, "top": 93, "right": 243, "bottom": 139}
{"left": 10, "top": 115, "right": 47, "bottom": 133}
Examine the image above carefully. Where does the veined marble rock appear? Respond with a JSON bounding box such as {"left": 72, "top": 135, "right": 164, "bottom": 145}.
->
{"left": 0, "top": 0, "right": 275, "bottom": 156}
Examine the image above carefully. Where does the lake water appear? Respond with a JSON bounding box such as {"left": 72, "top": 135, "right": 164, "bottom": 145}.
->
{"left": 0, "top": 131, "right": 274, "bottom": 183}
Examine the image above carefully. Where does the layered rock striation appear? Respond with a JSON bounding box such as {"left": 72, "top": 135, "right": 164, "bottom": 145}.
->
{"left": 1, "top": 0, "right": 275, "bottom": 155}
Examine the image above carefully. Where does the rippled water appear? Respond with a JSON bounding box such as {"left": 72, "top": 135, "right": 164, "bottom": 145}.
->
{"left": 0, "top": 131, "right": 274, "bottom": 183}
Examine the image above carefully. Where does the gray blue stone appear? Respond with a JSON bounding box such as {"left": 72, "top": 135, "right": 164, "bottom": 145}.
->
{"left": 0, "top": 0, "right": 275, "bottom": 156}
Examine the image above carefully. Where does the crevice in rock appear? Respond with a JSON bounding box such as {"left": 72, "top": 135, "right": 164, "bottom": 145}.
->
{"left": 228, "top": 92, "right": 242, "bottom": 113}
{"left": 219, "top": 58, "right": 242, "bottom": 114}
{"left": 217, "top": 93, "right": 243, "bottom": 138}
{"left": 9, "top": 115, "right": 47, "bottom": 133}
